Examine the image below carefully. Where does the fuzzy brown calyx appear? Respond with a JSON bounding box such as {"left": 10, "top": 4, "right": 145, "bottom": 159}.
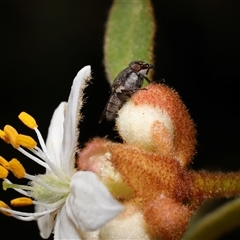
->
{"left": 106, "top": 141, "right": 193, "bottom": 203}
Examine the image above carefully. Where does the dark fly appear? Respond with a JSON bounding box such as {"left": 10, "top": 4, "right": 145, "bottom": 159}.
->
{"left": 99, "top": 60, "right": 153, "bottom": 123}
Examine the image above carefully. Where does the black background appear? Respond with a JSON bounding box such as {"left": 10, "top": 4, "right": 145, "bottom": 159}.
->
{"left": 0, "top": 1, "right": 240, "bottom": 239}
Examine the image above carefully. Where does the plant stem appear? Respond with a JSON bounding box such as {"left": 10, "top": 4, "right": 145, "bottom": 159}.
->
{"left": 191, "top": 170, "right": 240, "bottom": 205}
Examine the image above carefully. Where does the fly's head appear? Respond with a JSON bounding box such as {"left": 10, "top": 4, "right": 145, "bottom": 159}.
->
{"left": 129, "top": 61, "right": 153, "bottom": 78}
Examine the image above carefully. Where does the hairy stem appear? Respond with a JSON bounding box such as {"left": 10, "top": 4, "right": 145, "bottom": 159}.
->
{"left": 191, "top": 170, "right": 240, "bottom": 206}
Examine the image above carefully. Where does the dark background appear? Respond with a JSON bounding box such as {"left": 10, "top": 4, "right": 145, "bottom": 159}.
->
{"left": 0, "top": 1, "right": 240, "bottom": 239}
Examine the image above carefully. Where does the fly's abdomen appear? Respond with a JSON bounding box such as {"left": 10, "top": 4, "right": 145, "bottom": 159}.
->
{"left": 105, "top": 93, "right": 125, "bottom": 121}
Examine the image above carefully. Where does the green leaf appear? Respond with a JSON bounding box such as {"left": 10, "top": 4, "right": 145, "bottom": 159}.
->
{"left": 182, "top": 197, "right": 240, "bottom": 240}
{"left": 104, "top": 0, "right": 155, "bottom": 83}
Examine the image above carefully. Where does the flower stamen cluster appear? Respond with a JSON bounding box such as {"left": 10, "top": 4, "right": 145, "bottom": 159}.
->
{"left": 0, "top": 112, "right": 70, "bottom": 221}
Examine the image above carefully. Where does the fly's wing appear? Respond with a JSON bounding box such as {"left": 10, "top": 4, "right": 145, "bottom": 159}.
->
{"left": 98, "top": 91, "right": 113, "bottom": 123}
{"left": 99, "top": 66, "right": 132, "bottom": 123}
{"left": 98, "top": 82, "right": 122, "bottom": 123}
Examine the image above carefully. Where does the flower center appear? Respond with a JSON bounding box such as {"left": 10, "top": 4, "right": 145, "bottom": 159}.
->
{"left": 0, "top": 112, "right": 70, "bottom": 220}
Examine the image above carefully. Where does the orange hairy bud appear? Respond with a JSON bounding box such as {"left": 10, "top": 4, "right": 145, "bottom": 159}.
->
{"left": 76, "top": 138, "right": 109, "bottom": 173}
{"left": 106, "top": 142, "right": 192, "bottom": 202}
{"left": 77, "top": 138, "right": 133, "bottom": 200}
{"left": 143, "top": 196, "right": 193, "bottom": 240}
{"left": 131, "top": 83, "right": 197, "bottom": 167}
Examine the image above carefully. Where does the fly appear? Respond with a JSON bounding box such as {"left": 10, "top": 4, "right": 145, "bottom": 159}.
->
{"left": 99, "top": 60, "right": 153, "bottom": 123}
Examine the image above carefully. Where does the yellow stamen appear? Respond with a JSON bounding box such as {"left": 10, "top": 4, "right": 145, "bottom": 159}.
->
{"left": 17, "top": 134, "right": 37, "bottom": 149}
{"left": 18, "top": 112, "right": 38, "bottom": 129}
{"left": 11, "top": 197, "right": 33, "bottom": 207}
{"left": 0, "top": 201, "right": 12, "bottom": 216}
{"left": 0, "top": 156, "right": 10, "bottom": 169}
{"left": 0, "top": 129, "right": 10, "bottom": 144}
{"left": 3, "top": 125, "right": 20, "bottom": 148}
{"left": 0, "top": 165, "right": 8, "bottom": 178}
{"left": 8, "top": 158, "right": 26, "bottom": 179}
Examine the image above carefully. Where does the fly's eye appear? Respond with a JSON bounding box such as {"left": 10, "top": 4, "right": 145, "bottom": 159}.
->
{"left": 130, "top": 62, "right": 142, "bottom": 72}
{"left": 129, "top": 61, "right": 153, "bottom": 72}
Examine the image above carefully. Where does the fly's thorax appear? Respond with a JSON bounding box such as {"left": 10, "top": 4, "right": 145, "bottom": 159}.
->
{"left": 124, "top": 71, "right": 142, "bottom": 89}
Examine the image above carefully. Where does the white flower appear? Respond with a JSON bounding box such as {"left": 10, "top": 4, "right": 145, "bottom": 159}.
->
{"left": 0, "top": 66, "right": 124, "bottom": 239}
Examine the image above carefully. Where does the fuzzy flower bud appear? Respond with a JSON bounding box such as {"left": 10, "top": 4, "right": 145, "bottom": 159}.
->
{"left": 116, "top": 83, "right": 197, "bottom": 167}
{"left": 143, "top": 195, "right": 192, "bottom": 240}
{"left": 77, "top": 138, "right": 133, "bottom": 200}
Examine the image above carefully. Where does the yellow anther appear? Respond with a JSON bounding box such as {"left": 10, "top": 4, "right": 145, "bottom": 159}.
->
{"left": 0, "top": 201, "right": 12, "bottom": 216}
{"left": 0, "top": 156, "right": 10, "bottom": 169}
{"left": 18, "top": 112, "right": 38, "bottom": 129}
{"left": 8, "top": 158, "right": 26, "bottom": 179}
{"left": 0, "top": 129, "right": 10, "bottom": 144}
{"left": 3, "top": 125, "right": 20, "bottom": 148}
{"left": 0, "top": 165, "right": 8, "bottom": 178}
{"left": 17, "top": 134, "right": 37, "bottom": 149}
{"left": 11, "top": 197, "right": 33, "bottom": 207}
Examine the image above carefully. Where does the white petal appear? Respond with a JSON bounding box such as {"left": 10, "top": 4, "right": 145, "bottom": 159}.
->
{"left": 46, "top": 102, "right": 67, "bottom": 168}
{"left": 36, "top": 205, "right": 55, "bottom": 239}
{"left": 66, "top": 171, "right": 124, "bottom": 232}
{"left": 61, "top": 66, "right": 91, "bottom": 177}
{"left": 54, "top": 204, "right": 82, "bottom": 240}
